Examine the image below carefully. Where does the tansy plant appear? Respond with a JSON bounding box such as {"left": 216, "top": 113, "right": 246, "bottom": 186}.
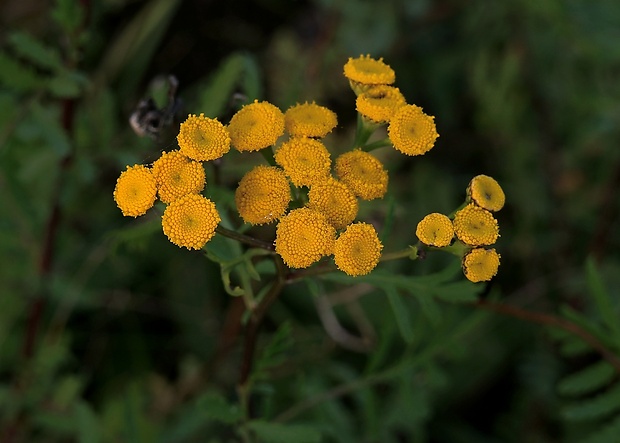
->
{"left": 113, "top": 53, "right": 505, "bottom": 382}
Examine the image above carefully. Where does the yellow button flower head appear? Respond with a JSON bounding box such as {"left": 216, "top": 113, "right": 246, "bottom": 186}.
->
{"left": 334, "top": 149, "right": 388, "bottom": 200}
{"left": 334, "top": 222, "right": 383, "bottom": 276}
{"left": 453, "top": 204, "right": 499, "bottom": 246}
{"left": 356, "top": 85, "right": 407, "bottom": 124}
{"left": 462, "top": 248, "right": 501, "bottom": 283}
{"left": 177, "top": 113, "right": 230, "bottom": 161}
{"left": 415, "top": 213, "right": 454, "bottom": 247}
{"left": 275, "top": 207, "right": 336, "bottom": 269}
{"left": 467, "top": 175, "right": 505, "bottom": 212}
{"left": 152, "top": 151, "right": 206, "bottom": 204}
{"left": 307, "top": 177, "right": 359, "bottom": 230}
{"left": 113, "top": 164, "right": 157, "bottom": 217}
{"left": 285, "top": 102, "right": 338, "bottom": 138}
{"left": 274, "top": 137, "right": 331, "bottom": 187}
{"left": 235, "top": 165, "right": 291, "bottom": 225}
{"left": 388, "top": 104, "right": 439, "bottom": 156}
{"left": 343, "top": 55, "right": 395, "bottom": 94}
{"left": 162, "top": 194, "right": 220, "bottom": 250}
{"left": 228, "top": 100, "right": 285, "bottom": 152}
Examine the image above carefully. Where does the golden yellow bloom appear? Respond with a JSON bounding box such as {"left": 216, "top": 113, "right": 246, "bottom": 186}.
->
{"left": 307, "top": 177, "right": 358, "bottom": 230}
{"left": 177, "top": 113, "right": 230, "bottom": 161}
{"left": 285, "top": 102, "right": 338, "bottom": 138}
{"left": 415, "top": 213, "right": 454, "bottom": 247}
{"left": 356, "top": 85, "right": 407, "bottom": 124}
{"left": 113, "top": 164, "right": 157, "bottom": 217}
{"left": 388, "top": 104, "right": 439, "bottom": 156}
{"left": 235, "top": 165, "right": 291, "bottom": 225}
{"left": 462, "top": 248, "right": 501, "bottom": 283}
{"left": 467, "top": 175, "right": 505, "bottom": 212}
{"left": 274, "top": 137, "right": 331, "bottom": 187}
{"left": 228, "top": 100, "right": 285, "bottom": 152}
{"left": 453, "top": 204, "right": 499, "bottom": 246}
{"left": 343, "top": 55, "right": 395, "bottom": 91}
{"left": 333, "top": 222, "right": 383, "bottom": 276}
{"left": 334, "top": 150, "right": 388, "bottom": 200}
{"left": 275, "top": 207, "right": 336, "bottom": 268}
{"left": 152, "top": 151, "right": 206, "bottom": 204}
{"left": 161, "top": 194, "right": 220, "bottom": 250}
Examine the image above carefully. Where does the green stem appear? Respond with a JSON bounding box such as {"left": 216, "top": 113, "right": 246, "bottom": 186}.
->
{"left": 361, "top": 138, "right": 392, "bottom": 152}
{"left": 352, "top": 114, "right": 379, "bottom": 148}
{"left": 216, "top": 225, "right": 275, "bottom": 251}
{"left": 260, "top": 148, "right": 277, "bottom": 166}
{"left": 379, "top": 246, "right": 419, "bottom": 262}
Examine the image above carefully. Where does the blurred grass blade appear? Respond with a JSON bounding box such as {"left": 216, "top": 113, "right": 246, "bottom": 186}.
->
{"left": 385, "top": 286, "right": 415, "bottom": 344}
{"left": 93, "top": 0, "right": 181, "bottom": 95}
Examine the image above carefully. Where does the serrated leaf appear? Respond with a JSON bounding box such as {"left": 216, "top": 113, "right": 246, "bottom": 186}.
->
{"left": 558, "top": 360, "right": 616, "bottom": 396}
{"left": 562, "top": 382, "right": 620, "bottom": 421}
{"left": 581, "top": 413, "right": 620, "bottom": 443}
{"left": 48, "top": 69, "right": 89, "bottom": 98}
{"left": 0, "top": 51, "right": 43, "bottom": 92}
{"left": 51, "top": 0, "right": 85, "bottom": 33}
{"left": 385, "top": 286, "right": 415, "bottom": 344}
{"left": 197, "top": 392, "right": 242, "bottom": 425}
{"left": 246, "top": 421, "right": 321, "bottom": 443}
{"left": 8, "top": 31, "right": 63, "bottom": 71}
{"left": 253, "top": 321, "right": 294, "bottom": 381}
{"left": 585, "top": 257, "right": 620, "bottom": 344}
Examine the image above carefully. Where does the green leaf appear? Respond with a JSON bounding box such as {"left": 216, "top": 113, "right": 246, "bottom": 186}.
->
{"left": 8, "top": 31, "right": 63, "bottom": 71}
{"left": 432, "top": 281, "right": 481, "bottom": 303}
{"left": 581, "top": 413, "right": 620, "bottom": 443}
{"left": 48, "top": 69, "right": 89, "bottom": 98}
{"left": 246, "top": 421, "right": 321, "bottom": 443}
{"left": 585, "top": 257, "right": 620, "bottom": 344}
{"left": 197, "top": 392, "right": 242, "bottom": 425}
{"left": 562, "top": 381, "right": 620, "bottom": 421}
{"left": 51, "top": 0, "right": 85, "bottom": 34}
{"left": 253, "top": 321, "right": 294, "bottom": 381}
{"left": 558, "top": 360, "right": 616, "bottom": 396}
{"left": 385, "top": 286, "right": 415, "bottom": 344}
{"left": 0, "top": 51, "right": 43, "bottom": 92}
{"left": 75, "top": 401, "right": 101, "bottom": 443}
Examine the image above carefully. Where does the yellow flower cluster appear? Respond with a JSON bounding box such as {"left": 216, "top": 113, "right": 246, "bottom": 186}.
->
{"left": 114, "top": 55, "right": 499, "bottom": 283}
{"left": 414, "top": 176, "right": 505, "bottom": 282}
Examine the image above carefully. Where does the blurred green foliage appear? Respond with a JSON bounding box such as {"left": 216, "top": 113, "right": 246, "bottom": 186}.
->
{"left": 1, "top": 0, "right": 620, "bottom": 442}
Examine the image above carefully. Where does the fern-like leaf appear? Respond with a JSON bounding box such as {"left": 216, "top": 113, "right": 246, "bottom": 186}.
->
{"left": 562, "top": 381, "right": 620, "bottom": 421}
{"left": 558, "top": 360, "right": 616, "bottom": 396}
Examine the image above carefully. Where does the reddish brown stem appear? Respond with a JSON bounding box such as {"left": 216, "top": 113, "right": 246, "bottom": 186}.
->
{"left": 476, "top": 299, "right": 620, "bottom": 372}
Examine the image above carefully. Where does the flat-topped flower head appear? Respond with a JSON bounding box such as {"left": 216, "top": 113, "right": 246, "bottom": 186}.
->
{"left": 453, "top": 203, "right": 499, "bottom": 246}
{"left": 307, "top": 177, "right": 358, "bottom": 230}
{"left": 285, "top": 102, "right": 338, "bottom": 138}
{"left": 274, "top": 137, "right": 331, "bottom": 187}
{"left": 356, "top": 85, "right": 407, "bottom": 124}
{"left": 275, "top": 207, "right": 336, "bottom": 269}
{"left": 415, "top": 213, "right": 454, "bottom": 247}
{"left": 388, "top": 104, "right": 439, "bottom": 156}
{"left": 343, "top": 55, "right": 395, "bottom": 94}
{"left": 228, "top": 100, "right": 285, "bottom": 152}
{"left": 467, "top": 175, "right": 505, "bottom": 212}
{"left": 334, "top": 222, "right": 383, "bottom": 276}
{"left": 162, "top": 194, "right": 220, "bottom": 250}
{"left": 462, "top": 248, "right": 501, "bottom": 283}
{"left": 114, "top": 164, "right": 157, "bottom": 217}
{"left": 235, "top": 165, "right": 291, "bottom": 225}
{"left": 334, "top": 149, "right": 388, "bottom": 200}
{"left": 152, "top": 151, "right": 205, "bottom": 204}
{"left": 177, "top": 113, "right": 230, "bottom": 161}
